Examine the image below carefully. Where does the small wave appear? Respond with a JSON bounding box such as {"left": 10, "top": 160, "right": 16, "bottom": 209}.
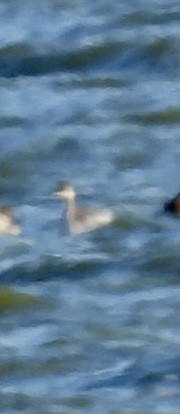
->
{"left": 0, "top": 34, "right": 177, "bottom": 79}
{"left": 0, "top": 255, "right": 112, "bottom": 283}
{"left": 0, "top": 286, "right": 42, "bottom": 312}
{"left": 127, "top": 108, "right": 180, "bottom": 125}
{"left": 0, "top": 115, "right": 28, "bottom": 128}
{"left": 53, "top": 76, "right": 130, "bottom": 90}
{"left": 122, "top": 10, "right": 180, "bottom": 26}
{"left": 0, "top": 40, "right": 123, "bottom": 78}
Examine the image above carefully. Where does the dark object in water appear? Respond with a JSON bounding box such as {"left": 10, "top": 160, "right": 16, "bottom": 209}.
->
{"left": 164, "top": 193, "right": 180, "bottom": 216}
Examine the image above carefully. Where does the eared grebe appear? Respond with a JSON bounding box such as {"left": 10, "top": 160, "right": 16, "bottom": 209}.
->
{"left": 164, "top": 193, "right": 180, "bottom": 216}
{"left": 55, "top": 182, "right": 114, "bottom": 234}
{"left": 0, "top": 206, "right": 20, "bottom": 235}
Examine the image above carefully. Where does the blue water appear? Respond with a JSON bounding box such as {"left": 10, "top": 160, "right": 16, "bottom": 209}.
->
{"left": 0, "top": 1, "right": 180, "bottom": 413}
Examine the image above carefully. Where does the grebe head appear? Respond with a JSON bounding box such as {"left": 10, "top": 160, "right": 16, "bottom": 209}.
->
{"left": 55, "top": 182, "right": 76, "bottom": 201}
{"left": 164, "top": 193, "right": 180, "bottom": 216}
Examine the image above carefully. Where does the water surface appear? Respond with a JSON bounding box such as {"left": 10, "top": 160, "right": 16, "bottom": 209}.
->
{"left": 0, "top": 1, "right": 180, "bottom": 413}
